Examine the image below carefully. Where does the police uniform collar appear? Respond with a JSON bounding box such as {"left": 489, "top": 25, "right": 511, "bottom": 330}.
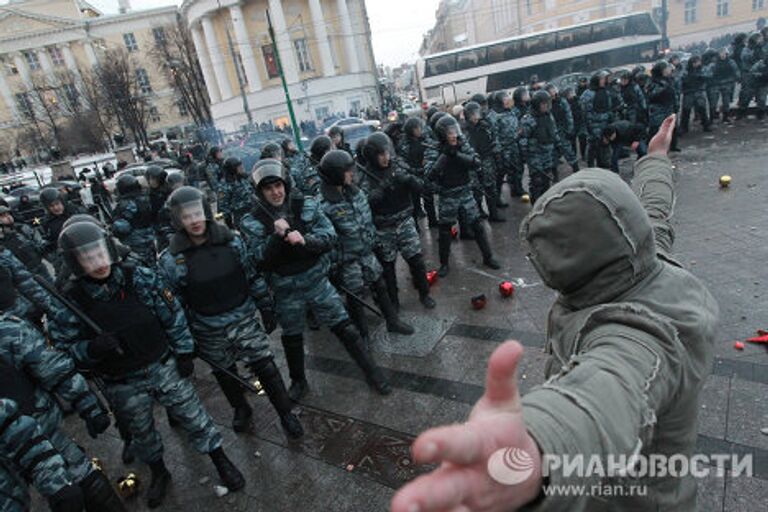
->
{"left": 320, "top": 182, "right": 359, "bottom": 204}
{"left": 168, "top": 221, "right": 234, "bottom": 255}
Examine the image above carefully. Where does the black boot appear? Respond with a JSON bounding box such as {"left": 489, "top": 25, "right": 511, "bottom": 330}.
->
{"left": 406, "top": 254, "right": 436, "bottom": 309}
{"left": 116, "top": 422, "right": 134, "bottom": 464}
{"left": 346, "top": 290, "right": 371, "bottom": 344}
{"left": 458, "top": 209, "right": 475, "bottom": 240}
{"left": 438, "top": 224, "right": 452, "bottom": 277}
{"left": 147, "top": 459, "right": 171, "bottom": 509}
{"left": 213, "top": 368, "right": 253, "bottom": 433}
{"left": 306, "top": 309, "right": 320, "bottom": 331}
{"left": 250, "top": 358, "right": 304, "bottom": 439}
{"left": 487, "top": 195, "right": 507, "bottom": 223}
{"left": 209, "top": 447, "right": 245, "bottom": 492}
{"left": 381, "top": 260, "right": 400, "bottom": 313}
{"left": 424, "top": 194, "right": 439, "bottom": 227}
{"left": 121, "top": 441, "right": 134, "bottom": 465}
{"left": 81, "top": 470, "right": 127, "bottom": 512}
{"left": 281, "top": 334, "right": 309, "bottom": 401}
{"left": 332, "top": 322, "right": 391, "bottom": 394}
{"left": 474, "top": 222, "right": 501, "bottom": 270}
{"left": 372, "top": 278, "right": 414, "bottom": 334}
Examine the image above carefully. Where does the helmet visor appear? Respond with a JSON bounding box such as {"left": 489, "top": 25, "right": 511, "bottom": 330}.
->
{"left": 175, "top": 199, "right": 206, "bottom": 231}
{"left": 75, "top": 239, "right": 113, "bottom": 275}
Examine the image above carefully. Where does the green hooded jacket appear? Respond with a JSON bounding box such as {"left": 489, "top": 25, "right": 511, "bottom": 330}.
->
{"left": 519, "top": 156, "right": 719, "bottom": 511}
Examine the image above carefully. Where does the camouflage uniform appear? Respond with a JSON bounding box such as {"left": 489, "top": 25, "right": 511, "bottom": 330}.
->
{"left": 424, "top": 139, "right": 481, "bottom": 226}
{"left": 319, "top": 185, "right": 381, "bottom": 293}
{"left": 240, "top": 196, "right": 345, "bottom": 337}
{"left": 621, "top": 82, "right": 648, "bottom": 127}
{"left": 158, "top": 226, "right": 273, "bottom": 368}
{"left": 49, "top": 265, "right": 223, "bottom": 465}
{"left": 40, "top": 205, "right": 85, "bottom": 273}
{"left": 0, "top": 314, "right": 103, "bottom": 490}
{"left": 287, "top": 154, "right": 320, "bottom": 197}
{"left": 519, "top": 113, "right": 577, "bottom": 203}
{"left": 0, "top": 248, "right": 64, "bottom": 323}
{"left": 205, "top": 160, "right": 222, "bottom": 197}
{"left": 647, "top": 76, "right": 678, "bottom": 137}
{"left": 580, "top": 85, "right": 615, "bottom": 167}
{"left": 397, "top": 133, "right": 438, "bottom": 227}
{"left": 465, "top": 116, "right": 503, "bottom": 219}
{"left": 738, "top": 42, "right": 765, "bottom": 115}
{"left": 0, "top": 399, "right": 73, "bottom": 511}
{"left": 112, "top": 195, "right": 156, "bottom": 265}
{"left": 746, "top": 58, "right": 768, "bottom": 117}
{"left": 551, "top": 96, "right": 575, "bottom": 163}
{"left": 680, "top": 63, "right": 712, "bottom": 132}
{"left": 218, "top": 177, "right": 253, "bottom": 227}
{"left": 708, "top": 55, "right": 740, "bottom": 120}
{"left": 0, "top": 223, "right": 51, "bottom": 282}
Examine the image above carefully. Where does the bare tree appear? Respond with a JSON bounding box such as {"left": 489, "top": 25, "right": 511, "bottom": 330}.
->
{"left": 151, "top": 17, "right": 213, "bottom": 127}
{"left": 94, "top": 48, "right": 151, "bottom": 150}
{"left": 54, "top": 68, "right": 112, "bottom": 152}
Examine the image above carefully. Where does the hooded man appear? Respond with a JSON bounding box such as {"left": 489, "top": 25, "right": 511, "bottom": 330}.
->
{"left": 391, "top": 114, "right": 719, "bottom": 512}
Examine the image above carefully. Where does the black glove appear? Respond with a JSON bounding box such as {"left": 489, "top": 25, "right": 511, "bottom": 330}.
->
{"left": 442, "top": 144, "right": 458, "bottom": 156}
{"left": 87, "top": 333, "right": 121, "bottom": 360}
{"left": 85, "top": 410, "right": 110, "bottom": 439}
{"left": 48, "top": 484, "right": 84, "bottom": 512}
{"left": 260, "top": 308, "right": 278, "bottom": 334}
{"left": 175, "top": 353, "right": 195, "bottom": 378}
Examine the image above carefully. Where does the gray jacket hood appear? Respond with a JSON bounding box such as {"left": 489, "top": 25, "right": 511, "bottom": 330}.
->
{"left": 520, "top": 169, "right": 661, "bottom": 310}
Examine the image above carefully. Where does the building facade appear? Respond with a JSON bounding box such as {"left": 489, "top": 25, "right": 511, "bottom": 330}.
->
{"left": 0, "top": 0, "right": 187, "bottom": 155}
{"left": 420, "top": 0, "right": 767, "bottom": 56}
{"left": 180, "top": 0, "right": 380, "bottom": 132}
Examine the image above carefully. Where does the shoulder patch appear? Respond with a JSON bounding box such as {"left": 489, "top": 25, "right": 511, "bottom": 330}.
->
{"left": 175, "top": 257, "right": 185, "bottom": 265}
{"left": 162, "top": 288, "right": 175, "bottom": 306}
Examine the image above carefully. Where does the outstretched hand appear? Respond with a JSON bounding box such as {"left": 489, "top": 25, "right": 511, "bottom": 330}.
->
{"left": 648, "top": 114, "right": 676, "bottom": 157}
{"left": 391, "top": 341, "right": 544, "bottom": 512}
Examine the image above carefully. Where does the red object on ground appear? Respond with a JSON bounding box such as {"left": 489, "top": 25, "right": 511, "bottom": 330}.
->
{"left": 747, "top": 334, "right": 768, "bottom": 344}
{"left": 734, "top": 341, "right": 745, "bottom": 350}
{"left": 499, "top": 281, "right": 515, "bottom": 298}
{"left": 450, "top": 226, "right": 459, "bottom": 239}
{"left": 426, "top": 270, "right": 438, "bottom": 286}
{"left": 471, "top": 294, "right": 487, "bottom": 310}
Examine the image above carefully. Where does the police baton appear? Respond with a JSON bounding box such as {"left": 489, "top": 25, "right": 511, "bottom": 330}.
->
{"left": 196, "top": 355, "right": 263, "bottom": 394}
{"left": 32, "top": 274, "right": 124, "bottom": 356}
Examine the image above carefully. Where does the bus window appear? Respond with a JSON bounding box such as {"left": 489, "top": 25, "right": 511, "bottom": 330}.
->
{"left": 425, "top": 55, "right": 456, "bottom": 77}
{"left": 456, "top": 48, "right": 487, "bottom": 71}
{"left": 626, "top": 14, "right": 658, "bottom": 36}
{"left": 488, "top": 40, "right": 521, "bottom": 63}
{"left": 557, "top": 26, "right": 592, "bottom": 49}
{"left": 592, "top": 19, "right": 625, "bottom": 42}
{"left": 523, "top": 33, "right": 556, "bottom": 57}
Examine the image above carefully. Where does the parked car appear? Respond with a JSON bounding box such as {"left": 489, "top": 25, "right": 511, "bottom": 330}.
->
{"left": 103, "top": 160, "right": 182, "bottom": 194}
{"left": 324, "top": 117, "right": 380, "bottom": 134}
{"left": 341, "top": 124, "right": 377, "bottom": 151}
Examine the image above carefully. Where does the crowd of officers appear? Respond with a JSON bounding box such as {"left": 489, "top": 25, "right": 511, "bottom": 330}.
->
{"left": 1, "top": 29, "right": 767, "bottom": 511}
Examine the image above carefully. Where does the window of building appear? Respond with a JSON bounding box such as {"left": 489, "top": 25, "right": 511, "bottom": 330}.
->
{"left": 62, "top": 82, "right": 79, "bottom": 107}
{"left": 15, "top": 92, "right": 33, "bottom": 117}
{"left": 525, "top": 0, "right": 532, "bottom": 16}
{"left": 48, "top": 46, "right": 65, "bottom": 67}
{"left": 262, "top": 45, "right": 280, "bottom": 78}
{"left": 716, "top": 0, "right": 729, "bottom": 16}
{"left": 315, "top": 106, "right": 330, "bottom": 120}
{"left": 136, "top": 68, "right": 152, "bottom": 94}
{"left": 492, "top": 0, "right": 514, "bottom": 33}
{"left": 1, "top": 57, "right": 18, "bottom": 76}
{"left": 123, "top": 32, "right": 139, "bottom": 52}
{"left": 684, "top": 0, "right": 697, "bottom": 24}
{"left": 23, "top": 51, "right": 40, "bottom": 71}
{"left": 294, "top": 39, "right": 312, "bottom": 72}
{"left": 754, "top": 0, "right": 765, "bottom": 10}
{"left": 149, "top": 106, "right": 161, "bottom": 123}
{"left": 152, "top": 27, "right": 166, "bottom": 46}
{"left": 178, "top": 100, "right": 189, "bottom": 117}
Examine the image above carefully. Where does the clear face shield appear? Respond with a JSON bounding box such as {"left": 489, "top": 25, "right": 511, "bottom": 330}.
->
{"left": 175, "top": 199, "right": 206, "bottom": 232}
{"left": 75, "top": 239, "right": 113, "bottom": 276}
{"left": 444, "top": 124, "right": 461, "bottom": 145}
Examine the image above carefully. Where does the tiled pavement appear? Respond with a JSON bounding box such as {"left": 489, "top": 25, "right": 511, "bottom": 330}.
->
{"left": 40, "top": 118, "right": 768, "bottom": 511}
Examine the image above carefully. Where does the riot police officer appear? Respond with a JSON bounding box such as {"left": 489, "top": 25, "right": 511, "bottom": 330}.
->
{"left": 112, "top": 174, "right": 156, "bottom": 264}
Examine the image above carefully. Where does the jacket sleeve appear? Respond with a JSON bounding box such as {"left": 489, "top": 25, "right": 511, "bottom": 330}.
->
{"left": 233, "top": 236, "right": 272, "bottom": 309}
{"left": 14, "top": 320, "right": 101, "bottom": 421}
{"left": 521, "top": 322, "right": 684, "bottom": 511}
{"left": 2, "top": 250, "right": 65, "bottom": 322}
{"left": 0, "top": 399, "right": 72, "bottom": 498}
{"left": 303, "top": 199, "right": 337, "bottom": 254}
{"left": 136, "top": 267, "right": 195, "bottom": 356}
{"left": 631, "top": 154, "right": 675, "bottom": 256}
{"left": 111, "top": 201, "right": 135, "bottom": 238}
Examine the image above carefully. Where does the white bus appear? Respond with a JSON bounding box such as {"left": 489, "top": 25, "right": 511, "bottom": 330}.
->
{"left": 417, "top": 12, "right": 662, "bottom": 106}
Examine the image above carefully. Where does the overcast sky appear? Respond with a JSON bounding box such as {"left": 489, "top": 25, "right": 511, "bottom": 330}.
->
{"left": 83, "top": 0, "right": 440, "bottom": 67}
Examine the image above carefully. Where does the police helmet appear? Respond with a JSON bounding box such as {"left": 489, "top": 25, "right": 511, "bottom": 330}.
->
{"left": 116, "top": 174, "right": 141, "bottom": 196}
{"left": 403, "top": 117, "right": 425, "bottom": 138}
{"left": 40, "top": 187, "right": 65, "bottom": 209}
{"left": 434, "top": 115, "right": 461, "bottom": 144}
{"left": 512, "top": 86, "right": 529, "bottom": 106}
{"left": 62, "top": 214, "right": 105, "bottom": 231}
{"left": 469, "top": 93, "right": 487, "bottom": 107}
{"left": 463, "top": 101, "right": 482, "bottom": 122}
{"left": 166, "top": 172, "right": 185, "bottom": 190}
{"left": 261, "top": 142, "right": 283, "bottom": 160}
{"left": 222, "top": 157, "right": 243, "bottom": 179}
{"left": 319, "top": 150, "right": 355, "bottom": 186}
{"left": 362, "top": 133, "right": 392, "bottom": 169}
{"left": 429, "top": 111, "right": 448, "bottom": 130}
{"left": 167, "top": 186, "right": 212, "bottom": 230}
{"left": 651, "top": 60, "right": 669, "bottom": 78}
{"left": 531, "top": 90, "right": 552, "bottom": 112}
{"left": 58, "top": 221, "right": 118, "bottom": 278}
{"left": 251, "top": 159, "right": 288, "bottom": 192}
{"left": 145, "top": 165, "right": 167, "bottom": 187}
{"left": 310, "top": 135, "right": 333, "bottom": 163}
